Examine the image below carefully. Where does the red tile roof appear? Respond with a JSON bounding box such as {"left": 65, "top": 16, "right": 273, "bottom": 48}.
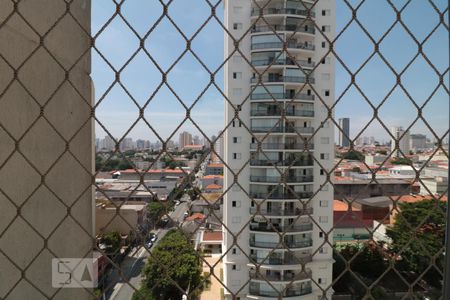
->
{"left": 186, "top": 213, "right": 206, "bottom": 221}
{"left": 206, "top": 184, "right": 222, "bottom": 190}
{"left": 333, "top": 200, "right": 361, "bottom": 212}
{"left": 202, "top": 231, "right": 222, "bottom": 242}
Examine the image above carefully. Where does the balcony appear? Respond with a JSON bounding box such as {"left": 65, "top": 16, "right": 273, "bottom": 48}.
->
{"left": 249, "top": 222, "right": 313, "bottom": 232}
{"left": 249, "top": 269, "right": 312, "bottom": 282}
{"left": 249, "top": 254, "right": 313, "bottom": 265}
{"left": 251, "top": 41, "right": 315, "bottom": 51}
{"left": 251, "top": 8, "right": 316, "bottom": 18}
{"left": 250, "top": 126, "right": 314, "bottom": 134}
{"left": 251, "top": 58, "right": 315, "bottom": 68}
{"left": 249, "top": 207, "right": 314, "bottom": 216}
{"left": 252, "top": 24, "right": 316, "bottom": 35}
{"left": 249, "top": 286, "right": 313, "bottom": 298}
{"left": 250, "top": 92, "right": 314, "bottom": 101}
{"left": 249, "top": 109, "right": 315, "bottom": 117}
{"left": 249, "top": 239, "right": 313, "bottom": 248}
{"left": 250, "top": 191, "right": 313, "bottom": 199}
{"left": 250, "top": 175, "right": 314, "bottom": 183}
{"left": 250, "top": 142, "right": 314, "bottom": 150}
{"left": 250, "top": 75, "right": 316, "bottom": 84}
{"left": 250, "top": 159, "right": 314, "bottom": 166}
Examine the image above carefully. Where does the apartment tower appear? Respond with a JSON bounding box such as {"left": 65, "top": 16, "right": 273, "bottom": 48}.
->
{"left": 338, "top": 118, "right": 350, "bottom": 147}
{"left": 223, "top": 0, "right": 335, "bottom": 299}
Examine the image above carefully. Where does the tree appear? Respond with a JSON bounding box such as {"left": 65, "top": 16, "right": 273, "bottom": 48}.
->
{"left": 147, "top": 202, "right": 165, "bottom": 228}
{"left": 134, "top": 230, "right": 202, "bottom": 300}
{"left": 342, "top": 150, "right": 364, "bottom": 161}
{"left": 391, "top": 157, "right": 412, "bottom": 165}
{"left": 100, "top": 231, "right": 121, "bottom": 256}
{"left": 386, "top": 199, "right": 446, "bottom": 287}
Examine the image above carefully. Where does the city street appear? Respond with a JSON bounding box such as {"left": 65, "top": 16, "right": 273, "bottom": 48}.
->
{"left": 107, "top": 201, "right": 188, "bottom": 300}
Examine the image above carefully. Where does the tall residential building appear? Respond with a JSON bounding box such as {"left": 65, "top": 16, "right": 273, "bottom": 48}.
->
{"left": 103, "top": 135, "right": 115, "bottom": 151}
{"left": 120, "top": 137, "right": 134, "bottom": 151}
{"left": 338, "top": 118, "right": 350, "bottom": 147}
{"left": 178, "top": 131, "right": 192, "bottom": 149}
{"left": 193, "top": 135, "right": 201, "bottom": 145}
{"left": 391, "top": 126, "right": 410, "bottom": 157}
{"left": 410, "top": 134, "right": 427, "bottom": 151}
{"left": 223, "top": 1, "right": 335, "bottom": 299}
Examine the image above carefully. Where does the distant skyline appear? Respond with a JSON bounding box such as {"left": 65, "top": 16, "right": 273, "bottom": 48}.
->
{"left": 92, "top": 0, "right": 449, "bottom": 143}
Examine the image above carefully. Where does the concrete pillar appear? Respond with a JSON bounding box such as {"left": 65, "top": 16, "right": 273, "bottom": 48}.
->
{"left": 0, "top": 1, "right": 93, "bottom": 299}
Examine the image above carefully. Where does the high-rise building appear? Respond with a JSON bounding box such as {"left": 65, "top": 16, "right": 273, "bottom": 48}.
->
{"left": 178, "top": 131, "right": 192, "bottom": 149}
{"left": 410, "top": 134, "right": 427, "bottom": 151}
{"left": 120, "top": 137, "right": 134, "bottom": 151}
{"left": 103, "top": 135, "right": 115, "bottom": 151}
{"left": 223, "top": 1, "right": 335, "bottom": 299}
{"left": 136, "top": 139, "right": 145, "bottom": 150}
{"left": 391, "top": 127, "right": 410, "bottom": 157}
{"left": 338, "top": 118, "right": 350, "bottom": 147}
{"left": 193, "top": 135, "right": 201, "bottom": 145}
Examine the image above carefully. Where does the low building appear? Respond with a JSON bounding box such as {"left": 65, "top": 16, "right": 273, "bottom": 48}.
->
{"left": 118, "top": 168, "right": 188, "bottom": 181}
{"left": 388, "top": 165, "right": 416, "bottom": 179}
{"left": 333, "top": 200, "right": 373, "bottom": 243}
{"left": 365, "top": 154, "right": 388, "bottom": 166}
{"left": 201, "top": 175, "right": 224, "bottom": 189}
{"left": 205, "top": 163, "right": 224, "bottom": 175}
{"left": 96, "top": 202, "right": 147, "bottom": 235}
{"left": 205, "top": 183, "right": 223, "bottom": 193}
{"left": 183, "top": 144, "right": 204, "bottom": 151}
{"left": 419, "top": 177, "right": 448, "bottom": 195}
{"left": 195, "top": 231, "right": 222, "bottom": 254}
{"left": 333, "top": 178, "right": 412, "bottom": 200}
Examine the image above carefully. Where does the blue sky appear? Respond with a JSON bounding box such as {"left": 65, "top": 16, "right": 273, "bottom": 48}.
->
{"left": 92, "top": 0, "right": 449, "bottom": 144}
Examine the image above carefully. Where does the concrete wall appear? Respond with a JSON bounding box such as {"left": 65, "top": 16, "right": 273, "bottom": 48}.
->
{"left": 0, "top": 1, "right": 93, "bottom": 299}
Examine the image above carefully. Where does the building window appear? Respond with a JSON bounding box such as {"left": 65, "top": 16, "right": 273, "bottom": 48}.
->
{"left": 320, "top": 153, "right": 329, "bottom": 160}
{"left": 320, "top": 169, "right": 325, "bottom": 175}
{"left": 233, "top": 23, "right": 243, "bottom": 30}
{"left": 319, "top": 232, "right": 324, "bottom": 238}
{"left": 233, "top": 153, "right": 241, "bottom": 159}
{"left": 232, "top": 264, "right": 236, "bottom": 270}
{"left": 322, "top": 25, "right": 331, "bottom": 32}
{"left": 325, "top": 90, "right": 330, "bottom": 96}
{"left": 233, "top": 137, "right": 241, "bottom": 144}
{"left": 320, "top": 200, "right": 328, "bottom": 207}
{"left": 232, "top": 248, "right": 237, "bottom": 254}
{"left": 233, "top": 72, "right": 242, "bottom": 79}
{"left": 232, "top": 200, "right": 240, "bottom": 207}
{"left": 236, "top": 104, "right": 242, "bottom": 111}
{"left": 319, "top": 216, "right": 328, "bottom": 223}
{"left": 319, "top": 247, "right": 328, "bottom": 254}
{"left": 322, "top": 41, "right": 326, "bottom": 48}
{"left": 232, "top": 201, "right": 236, "bottom": 207}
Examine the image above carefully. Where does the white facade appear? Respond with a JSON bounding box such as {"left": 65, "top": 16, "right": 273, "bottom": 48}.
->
{"left": 223, "top": 1, "right": 335, "bottom": 299}
{"left": 391, "top": 126, "right": 410, "bottom": 157}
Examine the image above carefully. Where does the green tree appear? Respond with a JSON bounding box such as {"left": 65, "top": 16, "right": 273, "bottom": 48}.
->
{"left": 101, "top": 231, "right": 121, "bottom": 256}
{"left": 147, "top": 202, "right": 165, "bottom": 228}
{"left": 386, "top": 199, "right": 446, "bottom": 287}
{"left": 342, "top": 150, "right": 364, "bottom": 161}
{"left": 391, "top": 157, "right": 412, "bottom": 165}
{"left": 134, "top": 230, "right": 202, "bottom": 300}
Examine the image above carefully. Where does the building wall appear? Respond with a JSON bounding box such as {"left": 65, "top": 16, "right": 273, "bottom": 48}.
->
{"left": 0, "top": 1, "right": 93, "bottom": 298}
{"left": 96, "top": 206, "right": 145, "bottom": 235}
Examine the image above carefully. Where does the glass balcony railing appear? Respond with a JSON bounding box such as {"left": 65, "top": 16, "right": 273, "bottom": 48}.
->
{"left": 251, "top": 41, "right": 315, "bottom": 51}
{"left": 250, "top": 92, "right": 315, "bottom": 101}
{"left": 249, "top": 254, "right": 313, "bottom": 265}
{"left": 249, "top": 222, "right": 314, "bottom": 232}
{"left": 250, "top": 75, "right": 315, "bottom": 84}
{"left": 251, "top": 58, "right": 315, "bottom": 68}
{"left": 249, "top": 285, "right": 313, "bottom": 298}
{"left": 249, "top": 269, "right": 312, "bottom": 282}
{"left": 250, "top": 191, "right": 313, "bottom": 199}
{"left": 250, "top": 142, "right": 314, "bottom": 150}
{"left": 251, "top": 8, "right": 316, "bottom": 18}
{"left": 249, "top": 175, "right": 314, "bottom": 183}
{"left": 250, "top": 126, "right": 314, "bottom": 133}
{"left": 249, "top": 239, "right": 313, "bottom": 248}
{"left": 249, "top": 207, "right": 314, "bottom": 216}
{"left": 250, "top": 159, "right": 314, "bottom": 166}
{"left": 250, "top": 109, "right": 314, "bottom": 117}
